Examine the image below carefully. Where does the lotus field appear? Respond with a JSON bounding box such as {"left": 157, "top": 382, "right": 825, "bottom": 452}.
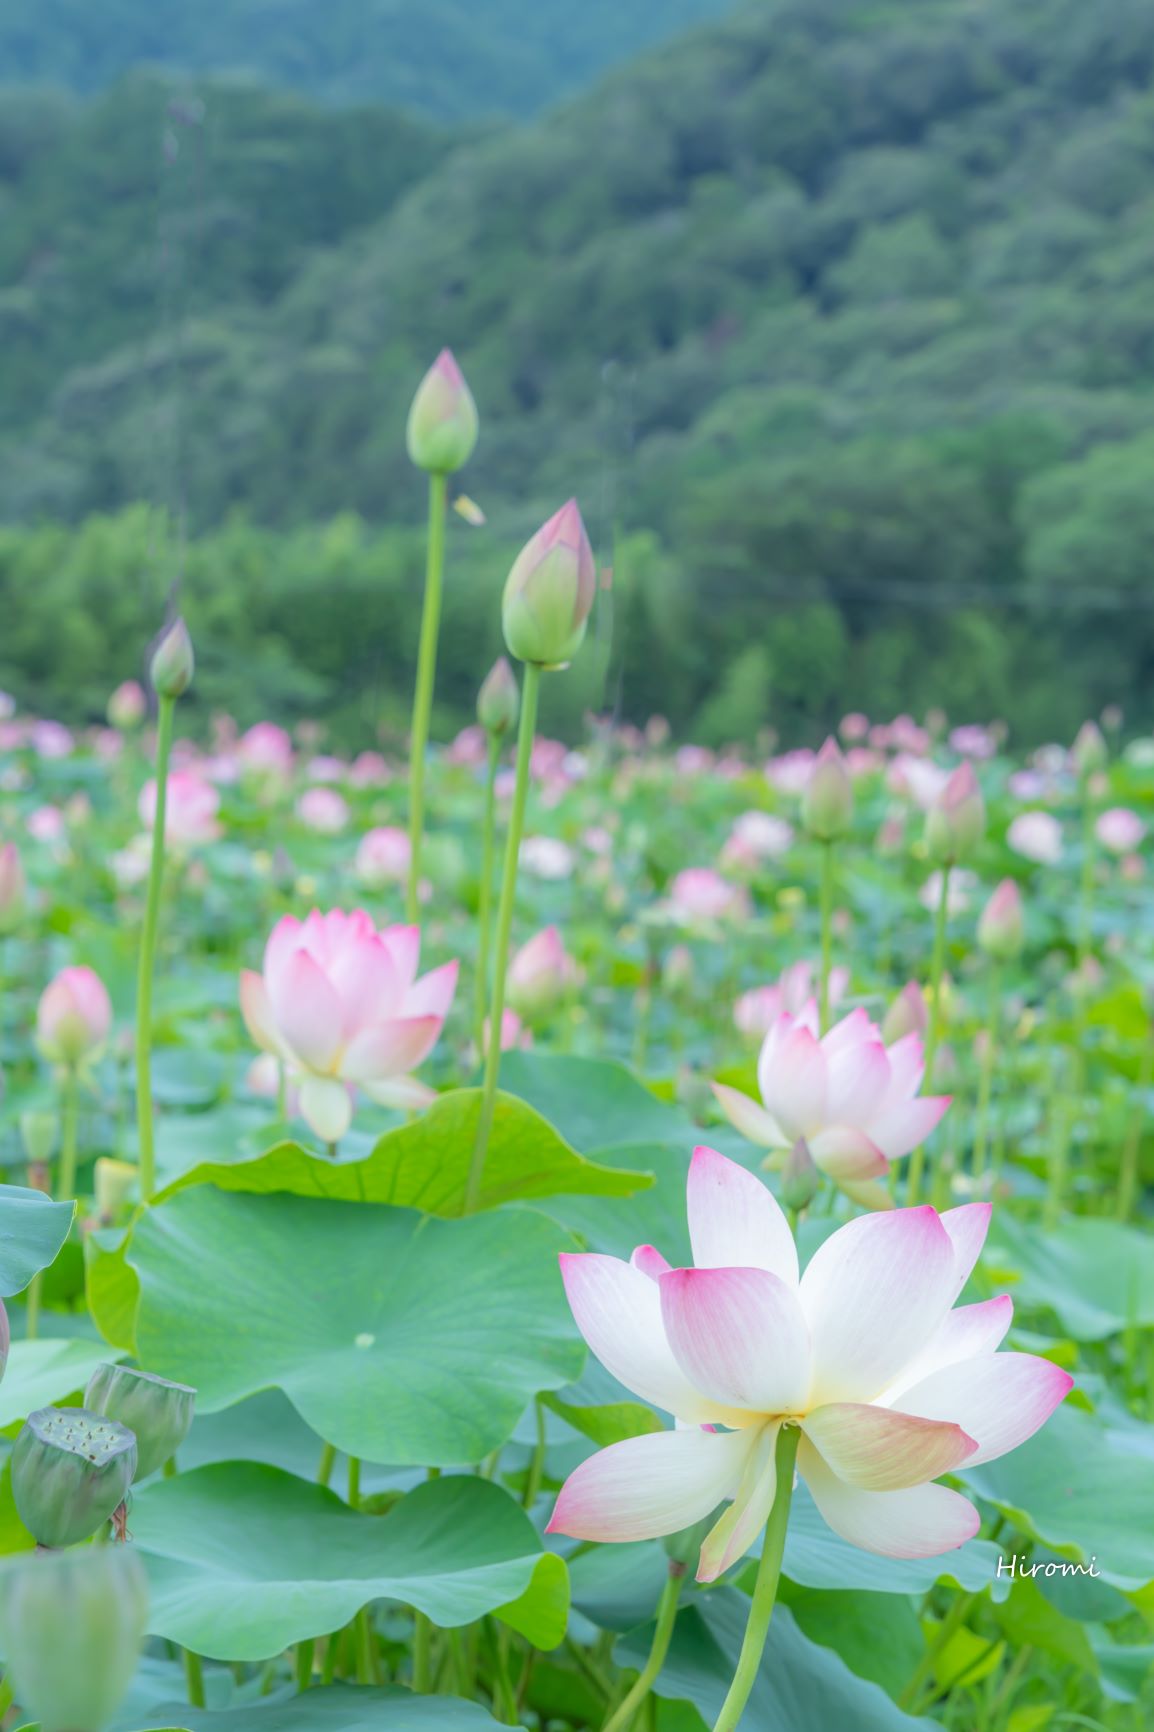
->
{"left": 0, "top": 355, "right": 1153, "bottom": 1732}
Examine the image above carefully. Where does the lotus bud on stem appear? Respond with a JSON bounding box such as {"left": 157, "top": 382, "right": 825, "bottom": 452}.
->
{"left": 973, "top": 880, "right": 1024, "bottom": 1183}
{"left": 136, "top": 617, "right": 194, "bottom": 1204}
{"left": 405, "top": 350, "right": 479, "bottom": 925}
{"left": 474, "top": 658, "right": 519, "bottom": 1050}
{"left": 465, "top": 502, "right": 594, "bottom": 1213}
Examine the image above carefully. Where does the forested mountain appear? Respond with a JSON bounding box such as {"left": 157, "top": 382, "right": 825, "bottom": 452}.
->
{"left": 1, "top": 0, "right": 1154, "bottom": 742}
{"left": 0, "top": 0, "right": 730, "bottom": 119}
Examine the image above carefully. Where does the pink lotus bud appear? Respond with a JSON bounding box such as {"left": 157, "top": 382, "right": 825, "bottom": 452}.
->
{"left": 37, "top": 966, "right": 112, "bottom": 1067}
{"left": 839, "top": 712, "right": 869, "bottom": 742}
{"left": 107, "top": 681, "right": 146, "bottom": 731}
{"left": 1071, "top": 720, "right": 1107, "bottom": 779}
{"left": 802, "top": 738, "right": 853, "bottom": 841}
{"left": 405, "top": 348, "right": 478, "bottom": 474}
{"left": 881, "top": 981, "right": 927, "bottom": 1044}
{"left": 355, "top": 826, "right": 411, "bottom": 888}
{"left": 781, "top": 1136, "right": 820, "bottom": 1212}
{"left": 477, "top": 657, "right": 520, "bottom": 738}
{"left": 149, "top": 619, "right": 194, "bottom": 699}
{"left": 0, "top": 842, "right": 25, "bottom": 932}
{"left": 1096, "top": 807, "right": 1144, "bottom": 855}
{"left": 501, "top": 501, "right": 595, "bottom": 668}
{"left": 925, "top": 763, "right": 985, "bottom": 865}
{"left": 978, "top": 879, "right": 1025, "bottom": 960}
{"left": 507, "top": 926, "right": 574, "bottom": 1021}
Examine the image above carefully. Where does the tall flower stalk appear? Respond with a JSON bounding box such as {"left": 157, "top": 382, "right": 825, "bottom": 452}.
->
{"left": 474, "top": 659, "right": 519, "bottom": 1051}
{"left": 711, "top": 1424, "right": 800, "bottom": 1732}
{"left": 465, "top": 501, "right": 595, "bottom": 1213}
{"left": 404, "top": 350, "right": 479, "bottom": 924}
{"left": 973, "top": 880, "right": 1024, "bottom": 1183}
{"left": 801, "top": 739, "right": 852, "bottom": 1035}
{"left": 136, "top": 619, "right": 194, "bottom": 1204}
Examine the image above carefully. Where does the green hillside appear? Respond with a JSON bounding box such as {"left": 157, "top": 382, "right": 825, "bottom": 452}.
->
{"left": 2, "top": 0, "right": 1154, "bottom": 741}
{"left": 0, "top": 0, "right": 730, "bottom": 119}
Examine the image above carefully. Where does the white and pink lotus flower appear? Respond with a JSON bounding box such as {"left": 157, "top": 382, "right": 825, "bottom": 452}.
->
{"left": 713, "top": 1001, "right": 948, "bottom": 1208}
{"left": 548, "top": 1147, "right": 1071, "bottom": 1581}
{"left": 240, "top": 910, "right": 457, "bottom": 1142}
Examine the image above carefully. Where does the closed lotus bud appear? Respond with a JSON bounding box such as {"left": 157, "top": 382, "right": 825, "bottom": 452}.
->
{"left": 925, "top": 763, "right": 985, "bottom": 866}
{"left": 107, "top": 679, "right": 147, "bottom": 731}
{"left": 85, "top": 1363, "right": 196, "bottom": 1481}
{"left": 882, "top": 981, "right": 928, "bottom": 1044}
{"left": 1071, "top": 720, "right": 1107, "bottom": 780}
{"left": 0, "top": 842, "right": 25, "bottom": 933}
{"left": 506, "top": 926, "right": 574, "bottom": 1022}
{"left": 978, "top": 878, "right": 1025, "bottom": 961}
{"left": 12, "top": 1408, "right": 137, "bottom": 1548}
{"left": 20, "top": 1109, "right": 59, "bottom": 1168}
{"left": 501, "top": 500, "right": 596, "bottom": 668}
{"left": 405, "top": 348, "right": 478, "bottom": 474}
{"left": 149, "top": 617, "right": 195, "bottom": 699}
{"left": 94, "top": 1157, "right": 138, "bottom": 1222}
{"left": 781, "top": 1136, "right": 821, "bottom": 1212}
{"left": 0, "top": 1543, "right": 148, "bottom": 1732}
{"left": 477, "top": 656, "right": 520, "bottom": 738}
{"left": 802, "top": 739, "right": 853, "bottom": 842}
{"left": 36, "top": 966, "right": 112, "bottom": 1067}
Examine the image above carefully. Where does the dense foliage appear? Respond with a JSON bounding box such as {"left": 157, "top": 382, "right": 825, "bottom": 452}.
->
{"left": 3, "top": 0, "right": 1154, "bottom": 739}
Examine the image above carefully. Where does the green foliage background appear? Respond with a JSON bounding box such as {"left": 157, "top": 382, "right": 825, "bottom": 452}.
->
{"left": 1, "top": 0, "right": 1153, "bottom": 743}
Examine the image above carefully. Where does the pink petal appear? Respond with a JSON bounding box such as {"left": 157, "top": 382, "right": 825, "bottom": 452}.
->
{"left": 868, "top": 1094, "right": 950, "bottom": 1162}
{"left": 380, "top": 924, "right": 421, "bottom": 992}
{"left": 758, "top": 1020, "right": 827, "bottom": 1141}
{"left": 546, "top": 1424, "right": 759, "bottom": 1546}
{"left": 801, "top": 1402, "right": 975, "bottom": 1491}
{"left": 659, "top": 1266, "right": 811, "bottom": 1414}
{"left": 342, "top": 1015, "right": 443, "bottom": 1082}
{"left": 840, "top": 1177, "right": 895, "bottom": 1212}
{"left": 686, "top": 1145, "right": 798, "bottom": 1285}
{"left": 825, "top": 1039, "right": 891, "bottom": 1124}
{"left": 405, "top": 959, "right": 459, "bottom": 1019}
{"left": 940, "top": 1202, "right": 992, "bottom": 1301}
{"left": 272, "top": 951, "right": 342, "bottom": 1073}
{"left": 799, "top": 1207, "right": 958, "bottom": 1405}
{"left": 239, "top": 970, "right": 280, "bottom": 1054}
{"left": 881, "top": 1295, "right": 1013, "bottom": 1400}
{"left": 631, "top": 1245, "right": 671, "bottom": 1281}
{"left": 697, "top": 1421, "right": 781, "bottom": 1582}
{"left": 807, "top": 1127, "right": 888, "bottom": 1183}
{"left": 882, "top": 1031, "right": 925, "bottom": 1100}
{"left": 263, "top": 914, "right": 303, "bottom": 996}
{"left": 892, "top": 1352, "right": 1073, "bottom": 1467}
{"left": 711, "top": 1083, "right": 786, "bottom": 1150}
{"left": 798, "top": 1433, "right": 980, "bottom": 1559}
{"left": 361, "top": 1075, "right": 435, "bottom": 1111}
{"left": 820, "top": 1007, "right": 881, "bottom": 1057}
{"left": 328, "top": 934, "right": 399, "bottom": 1035}
{"left": 559, "top": 1254, "right": 734, "bottom": 1425}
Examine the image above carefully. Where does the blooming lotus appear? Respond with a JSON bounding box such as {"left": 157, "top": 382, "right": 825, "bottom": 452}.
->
{"left": 668, "top": 867, "right": 749, "bottom": 924}
{"left": 139, "top": 773, "right": 221, "bottom": 848}
{"left": 355, "top": 826, "right": 412, "bottom": 889}
{"left": 548, "top": 1147, "right": 1071, "bottom": 1580}
{"left": 733, "top": 961, "right": 848, "bottom": 1041}
{"left": 1007, "top": 811, "right": 1062, "bottom": 866}
{"left": 239, "top": 910, "right": 457, "bottom": 1142}
{"left": 713, "top": 1002, "right": 948, "bottom": 1207}
{"left": 1096, "top": 807, "right": 1144, "bottom": 855}
{"left": 296, "top": 787, "right": 349, "bottom": 835}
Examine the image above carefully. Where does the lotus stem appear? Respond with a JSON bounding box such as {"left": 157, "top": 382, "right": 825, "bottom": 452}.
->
{"left": 183, "top": 1646, "right": 206, "bottom": 1707}
{"left": 818, "top": 839, "right": 835, "bottom": 1034}
{"left": 465, "top": 661, "right": 540, "bottom": 1213}
{"left": 972, "top": 962, "right": 1001, "bottom": 1183}
{"left": 57, "top": 1067, "right": 79, "bottom": 1203}
{"left": 474, "top": 732, "right": 502, "bottom": 1052}
{"left": 406, "top": 469, "right": 448, "bottom": 924}
{"left": 1117, "top": 1031, "right": 1153, "bottom": 1221}
{"left": 909, "top": 862, "right": 951, "bottom": 1207}
{"left": 602, "top": 1562, "right": 684, "bottom": 1732}
{"left": 135, "top": 690, "right": 176, "bottom": 1204}
{"left": 711, "top": 1424, "right": 800, "bottom": 1732}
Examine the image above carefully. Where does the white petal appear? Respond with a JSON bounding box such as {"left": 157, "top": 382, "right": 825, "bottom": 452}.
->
{"left": 892, "top": 1352, "right": 1073, "bottom": 1468}
{"left": 546, "top": 1425, "right": 759, "bottom": 1544}
{"left": 697, "top": 1421, "right": 782, "bottom": 1582}
{"left": 659, "top": 1266, "right": 811, "bottom": 1413}
{"left": 298, "top": 1075, "right": 353, "bottom": 1144}
{"left": 798, "top": 1434, "right": 980, "bottom": 1559}
{"left": 686, "top": 1145, "right": 798, "bottom": 1285}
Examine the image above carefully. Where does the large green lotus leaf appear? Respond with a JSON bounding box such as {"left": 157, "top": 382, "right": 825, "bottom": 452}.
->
{"left": 987, "top": 1214, "right": 1154, "bottom": 1339}
{"left": 85, "top": 1228, "right": 140, "bottom": 1352}
{"left": 779, "top": 1584, "right": 923, "bottom": 1699}
{"left": 127, "top": 1188, "right": 583, "bottom": 1464}
{"left": 125, "top": 1684, "right": 512, "bottom": 1728}
{"left": 497, "top": 1052, "right": 689, "bottom": 1151}
{"left": 548, "top": 1141, "right": 693, "bottom": 1264}
{"left": 783, "top": 1482, "right": 1008, "bottom": 1599}
{"left": 0, "top": 1338, "right": 128, "bottom": 1432}
{"left": 963, "top": 1402, "right": 1154, "bottom": 1590}
{"left": 131, "top": 1463, "right": 566, "bottom": 1661}
{"left": 619, "top": 1593, "right": 929, "bottom": 1730}
{"left": 0, "top": 1186, "right": 74, "bottom": 1296}
{"left": 153, "top": 1089, "right": 651, "bottom": 1215}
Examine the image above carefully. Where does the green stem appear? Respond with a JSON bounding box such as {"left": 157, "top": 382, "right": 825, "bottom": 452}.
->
{"left": 406, "top": 469, "right": 448, "bottom": 924}
{"left": 972, "top": 962, "right": 1001, "bottom": 1183}
{"left": 1077, "top": 784, "right": 1098, "bottom": 970}
{"left": 1118, "top": 1032, "right": 1153, "bottom": 1221}
{"left": 295, "top": 1636, "right": 315, "bottom": 1691}
{"left": 355, "top": 1605, "right": 375, "bottom": 1684}
{"left": 348, "top": 1455, "right": 361, "bottom": 1509}
{"left": 465, "top": 661, "right": 540, "bottom": 1213}
{"left": 412, "top": 1608, "right": 433, "bottom": 1692}
{"left": 25, "top": 1271, "right": 42, "bottom": 1340}
{"left": 522, "top": 1395, "right": 547, "bottom": 1512}
{"left": 818, "top": 839, "right": 835, "bottom": 1034}
{"left": 135, "top": 691, "right": 176, "bottom": 1204}
{"left": 1045, "top": 1089, "right": 1073, "bottom": 1232}
{"left": 57, "top": 1068, "right": 80, "bottom": 1202}
{"left": 909, "top": 863, "right": 951, "bottom": 1207}
{"left": 316, "top": 1440, "right": 336, "bottom": 1487}
{"left": 711, "top": 1425, "right": 800, "bottom": 1732}
{"left": 897, "top": 1589, "right": 976, "bottom": 1711}
{"left": 184, "top": 1646, "right": 206, "bottom": 1708}
{"left": 474, "top": 733, "right": 502, "bottom": 1052}
{"left": 602, "top": 1565, "right": 685, "bottom": 1732}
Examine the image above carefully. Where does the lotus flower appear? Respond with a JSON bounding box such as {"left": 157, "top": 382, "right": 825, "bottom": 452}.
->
{"left": 1007, "top": 811, "right": 1062, "bottom": 866}
{"left": 713, "top": 1002, "right": 948, "bottom": 1208}
{"left": 37, "top": 967, "right": 112, "bottom": 1068}
{"left": 507, "top": 926, "right": 575, "bottom": 1021}
{"left": 139, "top": 773, "right": 221, "bottom": 848}
{"left": 1096, "top": 807, "right": 1144, "bottom": 855}
{"left": 547, "top": 1147, "right": 1071, "bottom": 1580}
{"left": 239, "top": 910, "right": 457, "bottom": 1142}
{"left": 734, "top": 961, "right": 848, "bottom": 1041}
{"left": 355, "top": 826, "right": 412, "bottom": 888}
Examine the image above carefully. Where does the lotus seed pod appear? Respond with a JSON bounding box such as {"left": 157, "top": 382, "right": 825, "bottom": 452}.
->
{"left": 149, "top": 617, "right": 195, "bottom": 699}
{"left": 85, "top": 1363, "right": 196, "bottom": 1480}
{"left": 11, "top": 1407, "right": 137, "bottom": 1548}
{"left": 0, "top": 1543, "right": 148, "bottom": 1731}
